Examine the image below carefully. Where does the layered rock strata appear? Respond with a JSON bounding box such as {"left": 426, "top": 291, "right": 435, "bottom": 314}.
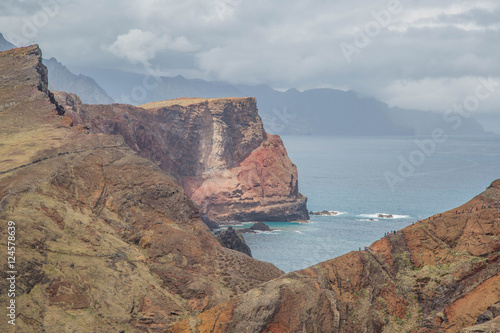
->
{"left": 55, "top": 93, "right": 309, "bottom": 224}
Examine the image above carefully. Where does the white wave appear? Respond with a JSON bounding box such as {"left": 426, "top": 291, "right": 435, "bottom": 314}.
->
{"left": 358, "top": 219, "right": 379, "bottom": 222}
{"left": 295, "top": 230, "right": 304, "bottom": 234}
{"left": 254, "top": 230, "right": 281, "bottom": 234}
{"left": 358, "top": 213, "right": 410, "bottom": 219}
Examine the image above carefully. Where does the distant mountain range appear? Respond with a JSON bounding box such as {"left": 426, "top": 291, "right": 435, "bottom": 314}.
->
{"left": 43, "top": 58, "right": 114, "bottom": 105}
{"left": 235, "top": 85, "right": 487, "bottom": 136}
{"left": 0, "top": 35, "right": 114, "bottom": 105}
{"left": 0, "top": 33, "right": 489, "bottom": 136}
{"left": 76, "top": 66, "right": 488, "bottom": 136}
{"left": 0, "top": 33, "right": 15, "bottom": 51}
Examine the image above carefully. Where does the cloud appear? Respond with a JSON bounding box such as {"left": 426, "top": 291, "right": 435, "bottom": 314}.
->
{"left": 0, "top": 0, "right": 498, "bottom": 114}
{"left": 104, "top": 28, "right": 198, "bottom": 65}
{"left": 379, "top": 76, "right": 500, "bottom": 113}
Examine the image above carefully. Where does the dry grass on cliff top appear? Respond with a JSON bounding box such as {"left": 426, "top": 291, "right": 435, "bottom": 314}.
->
{"left": 139, "top": 97, "right": 250, "bottom": 109}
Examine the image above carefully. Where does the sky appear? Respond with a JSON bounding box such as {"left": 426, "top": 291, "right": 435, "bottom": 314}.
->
{"left": 1, "top": 0, "right": 500, "bottom": 118}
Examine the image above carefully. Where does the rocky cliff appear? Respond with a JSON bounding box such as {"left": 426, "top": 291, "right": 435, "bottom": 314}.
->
{"left": 55, "top": 94, "right": 309, "bottom": 224}
{"left": 170, "top": 180, "right": 500, "bottom": 333}
{"left": 0, "top": 45, "right": 283, "bottom": 332}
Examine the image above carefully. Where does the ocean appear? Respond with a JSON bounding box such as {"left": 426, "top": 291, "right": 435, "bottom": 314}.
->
{"left": 237, "top": 136, "right": 500, "bottom": 273}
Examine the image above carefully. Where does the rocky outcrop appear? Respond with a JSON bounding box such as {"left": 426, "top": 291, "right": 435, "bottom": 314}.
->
{"left": 55, "top": 94, "right": 309, "bottom": 224}
{"left": 170, "top": 181, "right": 500, "bottom": 333}
{"left": 215, "top": 227, "right": 252, "bottom": 257}
{"left": 461, "top": 317, "right": 500, "bottom": 333}
{"left": 0, "top": 46, "right": 283, "bottom": 332}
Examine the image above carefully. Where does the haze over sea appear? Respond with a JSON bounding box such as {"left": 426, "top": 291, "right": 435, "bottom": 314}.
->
{"left": 239, "top": 136, "right": 500, "bottom": 273}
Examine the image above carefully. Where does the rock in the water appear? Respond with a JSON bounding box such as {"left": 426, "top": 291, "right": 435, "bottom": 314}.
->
{"left": 250, "top": 222, "right": 271, "bottom": 231}
{"left": 310, "top": 210, "right": 339, "bottom": 216}
{"left": 216, "top": 227, "right": 252, "bottom": 257}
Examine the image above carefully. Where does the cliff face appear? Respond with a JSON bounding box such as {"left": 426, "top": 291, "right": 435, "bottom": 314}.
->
{"left": 56, "top": 94, "right": 309, "bottom": 224}
{"left": 0, "top": 46, "right": 283, "bottom": 332}
{"left": 170, "top": 180, "right": 500, "bottom": 333}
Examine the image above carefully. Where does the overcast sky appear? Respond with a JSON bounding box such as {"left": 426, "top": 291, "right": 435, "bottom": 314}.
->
{"left": 1, "top": 0, "right": 499, "bottom": 115}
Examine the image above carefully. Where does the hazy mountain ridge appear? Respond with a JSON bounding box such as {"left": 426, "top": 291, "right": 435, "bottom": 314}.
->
{"left": 71, "top": 66, "right": 246, "bottom": 104}
{"left": 0, "top": 33, "right": 491, "bottom": 136}
{"left": 237, "top": 84, "right": 490, "bottom": 136}
{"left": 0, "top": 33, "right": 15, "bottom": 51}
{"left": 43, "top": 57, "right": 114, "bottom": 105}
{"left": 74, "top": 66, "right": 488, "bottom": 136}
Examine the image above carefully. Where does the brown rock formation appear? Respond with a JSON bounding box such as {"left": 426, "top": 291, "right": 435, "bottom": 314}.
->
{"left": 54, "top": 93, "right": 309, "bottom": 224}
{"left": 0, "top": 46, "right": 283, "bottom": 332}
{"left": 170, "top": 181, "right": 500, "bottom": 333}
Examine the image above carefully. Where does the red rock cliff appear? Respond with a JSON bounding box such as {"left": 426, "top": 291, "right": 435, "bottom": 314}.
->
{"left": 57, "top": 95, "right": 309, "bottom": 224}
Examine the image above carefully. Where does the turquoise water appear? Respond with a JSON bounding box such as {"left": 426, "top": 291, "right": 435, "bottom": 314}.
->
{"left": 239, "top": 136, "right": 500, "bottom": 273}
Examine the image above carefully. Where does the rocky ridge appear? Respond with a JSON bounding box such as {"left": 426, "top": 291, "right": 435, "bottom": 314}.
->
{"left": 170, "top": 181, "right": 500, "bottom": 333}
{"left": 0, "top": 45, "right": 283, "bottom": 332}
{"left": 55, "top": 93, "right": 309, "bottom": 224}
